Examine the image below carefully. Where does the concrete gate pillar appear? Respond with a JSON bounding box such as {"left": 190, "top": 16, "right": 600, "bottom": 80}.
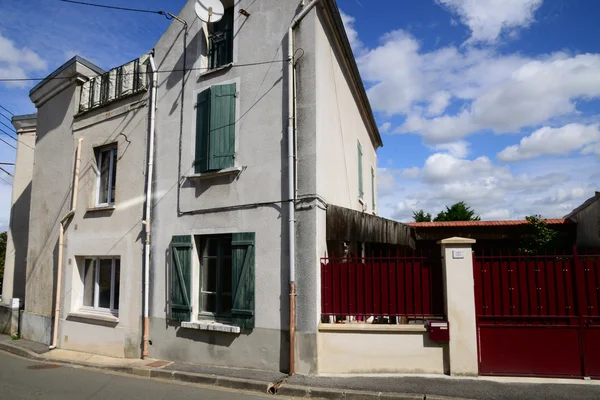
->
{"left": 438, "top": 237, "right": 478, "bottom": 376}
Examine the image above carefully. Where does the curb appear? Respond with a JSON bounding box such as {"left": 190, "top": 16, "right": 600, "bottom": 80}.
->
{"left": 0, "top": 343, "right": 466, "bottom": 400}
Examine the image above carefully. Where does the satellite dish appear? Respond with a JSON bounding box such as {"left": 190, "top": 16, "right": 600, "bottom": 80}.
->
{"left": 195, "top": 0, "right": 225, "bottom": 23}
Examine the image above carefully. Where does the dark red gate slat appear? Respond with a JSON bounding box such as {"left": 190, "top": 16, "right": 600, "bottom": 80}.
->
{"left": 389, "top": 258, "right": 398, "bottom": 316}
{"left": 381, "top": 259, "right": 390, "bottom": 316}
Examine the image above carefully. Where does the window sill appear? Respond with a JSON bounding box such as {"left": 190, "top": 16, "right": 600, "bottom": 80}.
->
{"left": 67, "top": 311, "right": 119, "bottom": 325}
{"left": 86, "top": 205, "right": 116, "bottom": 213}
{"left": 199, "top": 63, "right": 234, "bottom": 78}
{"left": 186, "top": 167, "right": 242, "bottom": 181}
{"left": 318, "top": 323, "right": 427, "bottom": 333}
{"left": 181, "top": 320, "right": 241, "bottom": 334}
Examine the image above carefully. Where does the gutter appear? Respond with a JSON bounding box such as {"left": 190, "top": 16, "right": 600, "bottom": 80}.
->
{"left": 50, "top": 137, "right": 83, "bottom": 350}
{"left": 142, "top": 54, "right": 158, "bottom": 359}
{"left": 287, "top": 0, "right": 323, "bottom": 376}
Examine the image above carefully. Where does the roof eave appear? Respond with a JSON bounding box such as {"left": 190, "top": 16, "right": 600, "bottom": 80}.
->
{"left": 29, "top": 56, "right": 105, "bottom": 97}
{"left": 322, "top": 0, "right": 383, "bottom": 148}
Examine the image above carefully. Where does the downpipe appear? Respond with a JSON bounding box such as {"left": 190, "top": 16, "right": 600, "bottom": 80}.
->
{"left": 287, "top": 0, "right": 323, "bottom": 375}
{"left": 50, "top": 137, "right": 83, "bottom": 350}
{"left": 142, "top": 54, "right": 158, "bottom": 359}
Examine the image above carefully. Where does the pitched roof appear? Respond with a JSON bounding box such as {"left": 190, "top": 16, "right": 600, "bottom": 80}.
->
{"left": 564, "top": 191, "right": 600, "bottom": 219}
{"left": 409, "top": 219, "right": 573, "bottom": 228}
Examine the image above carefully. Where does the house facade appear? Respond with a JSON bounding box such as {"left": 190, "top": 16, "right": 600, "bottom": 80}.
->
{"left": 4, "top": 0, "right": 402, "bottom": 375}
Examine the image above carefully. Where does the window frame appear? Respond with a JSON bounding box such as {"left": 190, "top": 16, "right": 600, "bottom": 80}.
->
{"left": 198, "top": 235, "right": 233, "bottom": 321}
{"left": 371, "top": 166, "right": 376, "bottom": 211}
{"left": 80, "top": 257, "right": 120, "bottom": 316}
{"left": 357, "top": 140, "right": 364, "bottom": 200}
{"left": 95, "top": 145, "right": 118, "bottom": 207}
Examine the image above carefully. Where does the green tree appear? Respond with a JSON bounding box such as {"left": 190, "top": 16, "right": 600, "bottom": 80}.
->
{"left": 519, "top": 215, "right": 565, "bottom": 254}
{"left": 413, "top": 210, "right": 432, "bottom": 222}
{"left": 0, "top": 231, "right": 6, "bottom": 292}
{"left": 434, "top": 201, "right": 481, "bottom": 222}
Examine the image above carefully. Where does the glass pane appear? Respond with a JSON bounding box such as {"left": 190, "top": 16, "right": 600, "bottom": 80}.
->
{"left": 221, "top": 294, "right": 232, "bottom": 315}
{"left": 82, "top": 259, "right": 95, "bottom": 307}
{"left": 98, "top": 259, "right": 112, "bottom": 309}
{"left": 98, "top": 150, "right": 110, "bottom": 204}
{"left": 202, "top": 257, "right": 217, "bottom": 293}
{"left": 110, "top": 149, "right": 117, "bottom": 204}
{"left": 202, "top": 293, "right": 217, "bottom": 313}
{"left": 113, "top": 260, "right": 120, "bottom": 311}
{"left": 204, "top": 238, "right": 217, "bottom": 257}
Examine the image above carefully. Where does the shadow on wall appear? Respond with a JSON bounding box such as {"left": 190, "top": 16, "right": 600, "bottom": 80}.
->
{"left": 422, "top": 333, "right": 450, "bottom": 375}
{"left": 9, "top": 181, "right": 32, "bottom": 300}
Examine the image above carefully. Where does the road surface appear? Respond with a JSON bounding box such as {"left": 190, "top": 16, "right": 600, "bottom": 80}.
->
{"left": 0, "top": 351, "right": 290, "bottom": 400}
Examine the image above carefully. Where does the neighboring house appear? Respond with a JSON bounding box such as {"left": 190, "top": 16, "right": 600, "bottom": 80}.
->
{"left": 6, "top": 0, "right": 413, "bottom": 375}
{"left": 565, "top": 191, "right": 600, "bottom": 249}
{"left": 410, "top": 219, "right": 577, "bottom": 254}
{"left": 0, "top": 114, "right": 36, "bottom": 335}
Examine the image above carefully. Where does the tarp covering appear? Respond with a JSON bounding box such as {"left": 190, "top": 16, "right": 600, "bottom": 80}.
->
{"left": 326, "top": 204, "right": 415, "bottom": 248}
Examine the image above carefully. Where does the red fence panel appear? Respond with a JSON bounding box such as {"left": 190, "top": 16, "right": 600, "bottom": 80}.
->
{"left": 321, "top": 252, "right": 445, "bottom": 320}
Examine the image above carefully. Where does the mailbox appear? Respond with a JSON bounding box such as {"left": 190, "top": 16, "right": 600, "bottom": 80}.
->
{"left": 428, "top": 321, "right": 449, "bottom": 341}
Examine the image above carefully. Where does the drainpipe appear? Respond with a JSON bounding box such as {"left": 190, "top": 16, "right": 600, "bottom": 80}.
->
{"left": 142, "top": 55, "right": 158, "bottom": 360}
{"left": 50, "top": 137, "right": 83, "bottom": 350}
{"left": 287, "top": 0, "right": 323, "bottom": 375}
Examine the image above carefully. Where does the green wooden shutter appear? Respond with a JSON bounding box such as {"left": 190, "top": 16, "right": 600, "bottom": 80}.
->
{"left": 231, "top": 232, "right": 255, "bottom": 329}
{"left": 358, "top": 140, "right": 364, "bottom": 199}
{"left": 371, "top": 167, "right": 375, "bottom": 211}
{"left": 209, "top": 83, "right": 236, "bottom": 170}
{"left": 195, "top": 88, "right": 211, "bottom": 173}
{"left": 170, "top": 235, "right": 193, "bottom": 321}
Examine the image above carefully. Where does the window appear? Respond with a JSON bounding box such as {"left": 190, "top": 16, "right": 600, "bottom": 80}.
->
{"left": 208, "top": 7, "right": 234, "bottom": 70}
{"left": 199, "top": 235, "right": 232, "bottom": 318}
{"left": 195, "top": 84, "right": 236, "bottom": 173}
{"left": 81, "top": 257, "right": 120, "bottom": 314}
{"left": 371, "top": 167, "right": 376, "bottom": 211}
{"left": 357, "top": 140, "right": 364, "bottom": 199}
{"left": 170, "top": 233, "right": 255, "bottom": 329}
{"left": 96, "top": 146, "right": 118, "bottom": 206}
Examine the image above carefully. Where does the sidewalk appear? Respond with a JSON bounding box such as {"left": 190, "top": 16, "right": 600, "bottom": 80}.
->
{"left": 1, "top": 335, "right": 600, "bottom": 400}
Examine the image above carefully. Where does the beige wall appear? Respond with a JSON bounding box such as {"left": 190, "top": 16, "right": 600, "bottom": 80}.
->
{"left": 315, "top": 9, "right": 378, "bottom": 214}
{"left": 318, "top": 327, "right": 447, "bottom": 374}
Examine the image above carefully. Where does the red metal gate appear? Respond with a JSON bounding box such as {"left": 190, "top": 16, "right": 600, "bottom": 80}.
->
{"left": 474, "top": 249, "right": 600, "bottom": 378}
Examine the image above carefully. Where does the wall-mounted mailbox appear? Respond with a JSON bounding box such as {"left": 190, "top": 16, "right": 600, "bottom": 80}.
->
{"left": 428, "top": 321, "right": 449, "bottom": 341}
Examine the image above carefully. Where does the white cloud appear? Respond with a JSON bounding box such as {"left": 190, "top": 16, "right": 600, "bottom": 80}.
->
{"left": 340, "top": 10, "right": 363, "bottom": 54}
{"left": 427, "top": 91, "right": 452, "bottom": 116}
{"left": 437, "top": 0, "right": 543, "bottom": 44}
{"left": 432, "top": 140, "right": 470, "bottom": 158}
{"left": 379, "top": 122, "right": 392, "bottom": 133}
{"left": 378, "top": 151, "right": 597, "bottom": 222}
{"left": 498, "top": 124, "right": 600, "bottom": 161}
{"left": 0, "top": 33, "right": 47, "bottom": 88}
{"left": 377, "top": 168, "right": 397, "bottom": 197}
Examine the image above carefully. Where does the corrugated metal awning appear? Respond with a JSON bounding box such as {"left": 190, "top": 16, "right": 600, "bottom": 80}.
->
{"left": 326, "top": 205, "right": 415, "bottom": 248}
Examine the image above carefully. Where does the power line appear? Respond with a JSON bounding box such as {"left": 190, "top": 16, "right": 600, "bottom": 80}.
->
{"left": 0, "top": 137, "right": 16, "bottom": 150}
{"left": 0, "top": 128, "right": 35, "bottom": 151}
{"left": 0, "top": 111, "right": 12, "bottom": 123}
{"left": 0, "top": 174, "right": 11, "bottom": 185}
{"left": 0, "top": 128, "right": 17, "bottom": 142}
{"left": 0, "top": 162, "right": 15, "bottom": 165}
{"left": 0, "top": 60, "right": 288, "bottom": 83}
{"left": 0, "top": 104, "right": 14, "bottom": 116}
{"left": 0, "top": 166, "right": 13, "bottom": 177}
{"left": 58, "top": 0, "right": 166, "bottom": 15}
{"left": 0, "top": 120, "right": 17, "bottom": 136}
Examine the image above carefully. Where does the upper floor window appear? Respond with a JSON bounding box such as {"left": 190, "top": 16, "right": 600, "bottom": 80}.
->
{"left": 195, "top": 83, "right": 237, "bottom": 173}
{"left": 96, "top": 145, "right": 118, "bottom": 206}
{"left": 207, "top": 6, "right": 234, "bottom": 70}
{"left": 357, "top": 140, "right": 364, "bottom": 200}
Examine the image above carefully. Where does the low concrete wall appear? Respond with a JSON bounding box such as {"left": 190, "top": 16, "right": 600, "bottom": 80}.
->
{"left": 0, "top": 303, "right": 19, "bottom": 336}
{"left": 317, "top": 325, "right": 448, "bottom": 375}
{"left": 20, "top": 310, "right": 52, "bottom": 345}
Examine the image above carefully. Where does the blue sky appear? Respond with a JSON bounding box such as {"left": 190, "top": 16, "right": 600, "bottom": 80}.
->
{"left": 0, "top": 0, "right": 599, "bottom": 229}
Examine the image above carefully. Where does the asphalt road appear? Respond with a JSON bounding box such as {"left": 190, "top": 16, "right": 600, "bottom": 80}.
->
{"left": 0, "top": 351, "right": 288, "bottom": 400}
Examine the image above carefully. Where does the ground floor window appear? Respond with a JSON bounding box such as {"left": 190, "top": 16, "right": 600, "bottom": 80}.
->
{"left": 198, "top": 235, "right": 233, "bottom": 318}
{"left": 82, "top": 257, "right": 120, "bottom": 315}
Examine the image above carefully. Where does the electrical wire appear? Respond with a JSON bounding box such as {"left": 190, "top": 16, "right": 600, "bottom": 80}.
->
{"left": 58, "top": 0, "right": 166, "bottom": 15}
{"left": 0, "top": 111, "right": 12, "bottom": 123}
{"left": 0, "top": 174, "right": 11, "bottom": 185}
{"left": 0, "top": 104, "right": 13, "bottom": 116}
{"left": 0, "top": 60, "right": 288, "bottom": 83}
{"left": 0, "top": 137, "right": 16, "bottom": 150}
{"left": 0, "top": 128, "right": 17, "bottom": 141}
{"left": 0, "top": 128, "right": 34, "bottom": 151}
{"left": 0, "top": 120, "right": 17, "bottom": 136}
{"left": 0, "top": 166, "right": 13, "bottom": 177}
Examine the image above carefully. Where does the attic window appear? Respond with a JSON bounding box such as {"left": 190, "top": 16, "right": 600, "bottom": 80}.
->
{"left": 206, "top": 6, "right": 234, "bottom": 70}
{"left": 79, "top": 55, "right": 149, "bottom": 113}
